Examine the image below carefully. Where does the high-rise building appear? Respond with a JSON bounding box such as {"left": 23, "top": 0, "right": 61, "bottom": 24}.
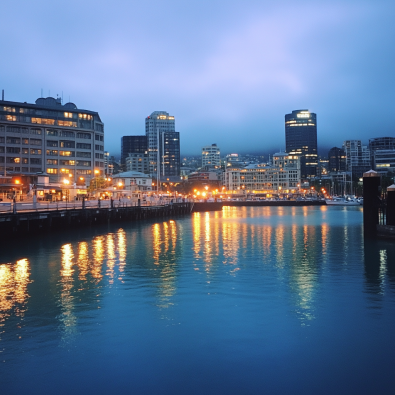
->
{"left": 342, "top": 140, "right": 370, "bottom": 177}
{"left": 125, "top": 152, "right": 149, "bottom": 174}
{"left": 145, "top": 111, "right": 180, "bottom": 179}
{"left": 285, "top": 109, "right": 317, "bottom": 179}
{"left": 121, "top": 135, "right": 147, "bottom": 169}
{"left": 202, "top": 144, "right": 220, "bottom": 168}
{"left": 328, "top": 147, "right": 346, "bottom": 173}
{"left": 369, "top": 137, "right": 395, "bottom": 174}
{"left": 0, "top": 96, "right": 104, "bottom": 183}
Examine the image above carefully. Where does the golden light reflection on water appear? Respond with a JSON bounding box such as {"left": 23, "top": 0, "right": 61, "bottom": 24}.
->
{"left": 59, "top": 243, "right": 77, "bottom": 340}
{"left": 150, "top": 220, "right": 178, "bottom": 309}
{"left": 106, "top": 234, "right": 116, "bottom": 283}
{"left": 55, "top": 229, "right": 130, "bottom": 337}
{"left": 0, "top": 259, "right": 32, "bottom": 327}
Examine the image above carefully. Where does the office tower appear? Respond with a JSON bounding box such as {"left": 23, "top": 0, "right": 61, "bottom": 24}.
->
{"left": 369, "top": 137, "right": 395, "bottom": 173}
{"left": 202, "top": 144, "right": 220, "bottom": 168}
{"left": 125, "top": 152, "right": 149, "bottom": 174}
{"left": 285, "top": 109, "right": 318, "bottom": 179}
{"left": 145, "top": 111, "right": 180, "bottom": 178}
{"left": 0, "top": 96, "right": 104, "bottom": 183}
{"left": 328, "top": 147, "right": 346, "bottom": 173}
{"left": 121, "top": 135, "right": 147, "bottom": 169}
{"left": 342, "top": 140, "right": 370, "bottom": 177}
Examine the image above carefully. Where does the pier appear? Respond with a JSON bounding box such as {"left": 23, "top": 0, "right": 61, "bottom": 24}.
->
{"left": 0, "top": 202, "right": 193, "bottom": 238}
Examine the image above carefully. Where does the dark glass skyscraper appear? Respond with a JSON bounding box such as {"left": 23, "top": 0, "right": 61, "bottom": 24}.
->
{"left": 121, "top": 135, "right": 147, "bottom": 169}
{"left": 328, "top": 147, "right": 346, "bottom": 173}
{"left": 285, "top": 110, "right": 317, "bottom": 179}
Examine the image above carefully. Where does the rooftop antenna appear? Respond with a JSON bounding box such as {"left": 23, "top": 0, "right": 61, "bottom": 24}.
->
{"left": 1, "top": 89, "right": 4, "bottom": 101}
{"left": 41, "top": 88, "right": 43, "bottom": 98}
{"left": 62, "top": 91, "right": 63, "bottom": 104}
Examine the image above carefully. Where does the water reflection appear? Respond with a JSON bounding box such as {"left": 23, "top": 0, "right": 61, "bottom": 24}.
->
{"left": 0, "top": 206, "right": 385, "bottom": 338}
{"left": 0, "top": 259, "right": 32, "bottom": 328}
{"left": 150, "top": 220, "right": 178, "bottom": 309}
{"left": 364, "top": 239, "right": 395, "bottom": 304}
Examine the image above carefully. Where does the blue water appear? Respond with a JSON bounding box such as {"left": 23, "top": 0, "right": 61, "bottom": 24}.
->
{"left": 1, "top": 205, "right": 395, "bottom": 394}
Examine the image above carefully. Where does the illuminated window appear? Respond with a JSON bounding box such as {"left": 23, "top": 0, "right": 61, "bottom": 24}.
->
{"left": 32, "top": 118, "right": 55, "bottom": 125}
{"left": 57, "top": 120, "right": 77, "bottom": 127}
{"left": 47, "top": 168, "right": 58, "bottom": 174}
{"left": 78, "top": 113, "right": 92, "bottom": 120}
{"left": 6, "top": 115, "right": 17, "bottom": 121}
{"left": 59, "top": 151, "right": 74, "bottom": 157}
{"left": 64, "top": 112, "right": 73, "bottom": 118}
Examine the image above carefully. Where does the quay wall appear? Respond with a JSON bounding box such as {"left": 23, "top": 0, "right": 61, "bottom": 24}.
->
{"left": 0, "top": 203, "right": 193, "bottom": 239}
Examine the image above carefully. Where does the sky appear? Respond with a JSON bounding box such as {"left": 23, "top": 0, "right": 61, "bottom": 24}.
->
{"left": 1, "top": 0, "right": 394, "bottom": 157}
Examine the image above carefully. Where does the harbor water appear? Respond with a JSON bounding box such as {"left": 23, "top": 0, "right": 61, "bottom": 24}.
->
{"left": 1, "top": 205, "right": 395, "bottom": 394}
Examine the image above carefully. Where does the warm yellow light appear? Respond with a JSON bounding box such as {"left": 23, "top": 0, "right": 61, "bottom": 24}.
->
{"left": 95, "top": 170, "right": 100, "bottom": 174}
{"left": 197, "top": 191, "right": 200, "bottom": 196}
{"left": 15, "top": 179, "right": 20, "bottom": 184}
{"left": 79, "top": 177, "right": 84, "bottom": 180}
{"left": 205, "top": 186, "right": 208, "bottom": 190}
{"left": 69, "top": 173, "right": 73, "bottom": 177}
{"left": 63, "top": 179, "right": 70, "bottom": 185}
{"left": 118, "top": 182, "right": 123, "bottom": 187}
{"left": 202, "top": 192, "right": 206, "bottom": 197}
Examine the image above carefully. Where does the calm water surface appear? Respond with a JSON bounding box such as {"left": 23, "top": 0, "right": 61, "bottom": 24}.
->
{"left": 1, "top": 206, "right": 395, "bottom": 394}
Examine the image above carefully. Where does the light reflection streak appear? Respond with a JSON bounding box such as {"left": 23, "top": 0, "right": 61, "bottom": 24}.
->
{"left": 117, "top": 229, "right": 127, "bottom": 277}
{"left": 0, "top": 259, "right": 32, "bottom": 327}
{"left": 59, "top": 244, "right": 77, "bottom": 340}
{"left": 106, "top": 234, "right": 116, "bottom": 284}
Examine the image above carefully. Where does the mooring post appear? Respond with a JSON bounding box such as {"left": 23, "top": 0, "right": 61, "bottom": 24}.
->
{"left": 363, "top": 170, "right": 381, "bottom": 238}
{"left": 82, "top": 196, "right": 86, "bottom": 210}
{"left": 13, "top": 197, "right": 17, "bottom": 214}
{"left": 386, "top": 184, "right": 395, "bottom": 226}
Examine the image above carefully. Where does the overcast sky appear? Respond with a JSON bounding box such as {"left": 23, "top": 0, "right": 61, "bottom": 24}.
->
{"left": 1, "top": 0, "right": 394, "bottom": 156}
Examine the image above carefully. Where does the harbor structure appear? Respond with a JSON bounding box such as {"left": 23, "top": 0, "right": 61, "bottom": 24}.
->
{"left": 0, "top": 96, "right": 104, "bottom": 184}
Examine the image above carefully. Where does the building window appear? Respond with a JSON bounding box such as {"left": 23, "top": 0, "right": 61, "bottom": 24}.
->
{"left": 47, "top": 159, "right": 58, "bottom": 165}
{"left": 30, "top": 139, "right": 42, "bottom": 146}
{"left": 47, "top": 140, "right": 58, "bottom": 147}
{"left": 59, "top": 151, "right": 74, "bottom": 157}
{"left": 60, "top": 140, "right": 75, "bottom": 148}
{"left": 76, "top": 143, "right": 91, "bottom": 149}
{"left": 6, "top": 137, "right": 20, "bottom": 144}
{"left": 47, "top": 168, "right": 58, "bottom": 174}
{"left": 57, "top": 120, "right": 77, "bottom": 127}
{"left": 46, "top": 150, "right": 58, "bottom": 156}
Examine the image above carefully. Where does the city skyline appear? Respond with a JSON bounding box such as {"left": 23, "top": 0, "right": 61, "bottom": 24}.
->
{"left": 1, "top": 0, "right": 394, "bottom": 155}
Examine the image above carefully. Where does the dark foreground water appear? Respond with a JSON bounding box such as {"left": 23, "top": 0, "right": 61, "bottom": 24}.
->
{"left": 1, "top": 206, "right": 395, "bottom": 395}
